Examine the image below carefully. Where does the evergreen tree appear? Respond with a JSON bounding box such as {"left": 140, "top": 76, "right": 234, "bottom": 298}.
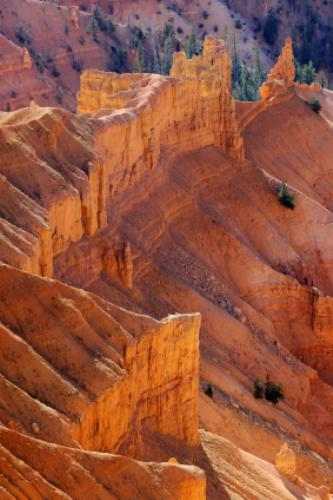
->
{"left": 185, "top": 30, "right": 198, "bottom": 58}
{"left": 301, "top": 60, "right": 316, "bottom": 84}
{"left": 152, "top": 34, "right": 161, "bottom": 73}
{"left": 86, "top": 15, "right": 99, "bottom": 42}
{"left": 231, "top": 34, "right": 241, "bottom": 90}
{"left": 294, "top": 59, "right": 316, "bottom": 84}
{"left": 161, "top": 24, "right": 176, "bottom": 74}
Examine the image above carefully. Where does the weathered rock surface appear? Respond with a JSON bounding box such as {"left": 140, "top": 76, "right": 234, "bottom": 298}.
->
{"left": 260, "top": 38, "right": 295, "bottom": 100}
{"left": 0, "top": 263, "right": 200, "bottom": 454}
{"left": 0, "top": 426, "right": 205, "bottom": 500}
{"left": 1, "top": 36, "right": 333, "bottom": 498}
{"left": 55, "top": 40, "right": 333, "bottom": 494}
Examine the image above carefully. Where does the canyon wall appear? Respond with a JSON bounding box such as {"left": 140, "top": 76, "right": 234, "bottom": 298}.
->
{"left": 0, "top": 263, "right": 200, "bottom": 455}
{"left": 0, "top": 426, "right": 205, "bottom": 500}
{"left": 78, "top": 37, "right": 244, "bottom": 200}
{"left": 0, "top": 37, "right": 243, "bottom": 280}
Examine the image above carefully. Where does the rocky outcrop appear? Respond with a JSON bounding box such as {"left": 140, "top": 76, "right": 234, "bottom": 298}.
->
{"left": 0, "top": 107, "right": 105, "bottom": 276}
{"left": 0, "top": 427, "right": 206, "bottom": 500}
{"left": 78, "top": 37, "right": 244, "bottom": 200}
{"left": 260, "top": 37, "right": 295, "bottom": 100}
{"left": 0, "top": 263, "right": 200, "bottom": 454}
{"left": 0, "top": 37, "right": 244, "bottom": 280}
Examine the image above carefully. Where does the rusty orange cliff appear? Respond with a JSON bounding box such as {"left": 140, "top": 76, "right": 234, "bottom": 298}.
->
{"left": 0, "top": 36, "right": 333, "bottom": 499}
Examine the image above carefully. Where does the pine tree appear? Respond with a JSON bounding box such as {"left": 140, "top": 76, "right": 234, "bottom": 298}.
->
{"left": 231, "top": 34, "right": 241, "bottom": 90}
{"left": 152, "top": 34, "right": 161, "bottom": 74}
{"left": 186, "top": 30, "right": 197, "bottom": 58}
{"left": 301, "top": 60, "right": 316, "bottom": 84}
{"left": 86, "top": 15, "right": 99, "bottom": 42}
{"left": 162, "top": 25, "right": 176, "bottom": 74}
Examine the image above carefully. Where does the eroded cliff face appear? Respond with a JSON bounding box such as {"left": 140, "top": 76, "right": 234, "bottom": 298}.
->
{"left": 78, "top": 37, "right": 244, "bottom": 198}
{"left": 2, "top": 36, "right": 333, "bottom": 498}
{"left": 0, "top": 264, "right": 200, "bottom": 454}
{"left": 0, "top": 37, "right": 244, "bottom": 278}
{"left": 54, "top": 39, "right": 333, "bottom": 494}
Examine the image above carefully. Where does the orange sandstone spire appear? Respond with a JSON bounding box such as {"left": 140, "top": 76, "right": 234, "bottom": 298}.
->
{"left": 268, "top": 37, "right": 295, "bottom": 84}
{"left": 260, "top": 38, "right": 295, "bottom": 100}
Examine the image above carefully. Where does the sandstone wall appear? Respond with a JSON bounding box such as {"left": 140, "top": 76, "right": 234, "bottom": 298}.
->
{"left": 0, "top": 264, "right": 201, "bottom": 453}
{"left": 78, "top": 37, "right": 244, "bottom": 203}
{"left": 0, "top": 37, "right": 243, "bottom": 280}
{"left": 0, "top": 426, "right": 206, "bottom": 500}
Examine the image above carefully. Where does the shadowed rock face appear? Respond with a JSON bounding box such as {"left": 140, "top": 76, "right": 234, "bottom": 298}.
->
{"left": 1, "top": 36, "right": 333, "bottom": 498}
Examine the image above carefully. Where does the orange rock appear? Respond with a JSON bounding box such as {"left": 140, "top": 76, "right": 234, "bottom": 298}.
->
{"left": 260, "top": 38, "right": 295, "bottom": 100}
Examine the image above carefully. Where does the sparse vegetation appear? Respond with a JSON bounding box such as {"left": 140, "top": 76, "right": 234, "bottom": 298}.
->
{"left": 253, "top": 374, "right": 284, "bottom": 405}
{"left": 295, "top": 60, "right": 316, "bottom": 84}
{"left": 253, "top": 379, "right": 264, "bottom": 399}
{"left": 15, "top": 24, "right": 33, "bottom": 47}
{"left": 204, "top": 383, "right": 214, "bottom": 398}
{"left": 72, "top": 58, "right": 82, "bottom": 73}
{"left": 277, "top": 182, "right": 295, "bottom": 209}
{"left": 34, "top": 52, "right": 45, "bottom": 73}
{"left": 265, "top": 375, "right": 284, "bottom": 405}
{"left": 55, "top": 87, "right": 63, "bottom": 104}
{"left": 310, "top": 97, "right": 321, "bottom": 113}
{"left": 51, "top": 65, "right": 61, "bottom": 77}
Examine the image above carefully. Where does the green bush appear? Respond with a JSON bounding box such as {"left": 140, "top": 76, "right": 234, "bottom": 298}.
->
{"left": 253, "top": 374, "right": 284, "bottom": 405}
{"left": 310, "top": 97, "right": 321, "bottom": 113}
{"left": 253, "top": 379, "right": 264, "bottom": 399}
{"left": 265, "top": 376, "right": 284, "bottom": 405}
{"left": 277, "top": 182, "right": 295, "bottom": 209}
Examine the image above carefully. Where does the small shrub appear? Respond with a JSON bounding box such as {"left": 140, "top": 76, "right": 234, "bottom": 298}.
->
{"left": 46, "top": 52, "right": 54, "bottom": 64}
{"left": 235, "top": 19, "right": 242, "bottom": 29}
{"left": 34, "top": 52, "right": 45, "bottom": 73}
{"left": 15, "top": 24, "right": 32, "bottom": 47}
{"left": 310, "top": 97, "right": 321, "bottom": 113}
{"left": 265, "top": 375, "right": 284, "bottom": 405}
{"left": 253, "top": 374, "right": 284, "bottom": 405}
{"left": 253, "top": 379, "right": 264, "bottom": 399}
{"left": 10, "top": 90, "right": 17, "bottom": 98}
{"left": 202, "top": 10, "right": 209, "bottom": 19}
{"left": 55, "top": 87, "right": 63, "bottom": 104}
{"left": 79, "top": 35, "right": 85, "bottom": 45}
{"left": 64, "top": 25, "right": 69, "bottom": 36}
{"left": 205, "top": 383, "right": 214, "bottom": 398}
{"left": 277, "top": 182, "right": 295, "bottom": 209}
{"left": 51, "top": 65, "right": 61, "bottom": 77}
{"left": 72, "top": 58, "right": 82, "bottom": 73}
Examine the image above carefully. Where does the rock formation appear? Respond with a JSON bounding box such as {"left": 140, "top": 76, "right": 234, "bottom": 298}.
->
{"left": 260, "top": 37, "right": 295, "bottom": 100}
{"left": 1, "top": 35, "right": 333, "bottom": 498}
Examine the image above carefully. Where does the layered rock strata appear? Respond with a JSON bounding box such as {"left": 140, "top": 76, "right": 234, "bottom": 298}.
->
{"left": 0, "top": 263, "right": 200, "bottom": 454}
{"left": 1, "top": 35, "right": 333, "bottom": 497}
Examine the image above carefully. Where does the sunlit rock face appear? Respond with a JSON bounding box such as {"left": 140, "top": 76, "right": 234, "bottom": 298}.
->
{"left": 1, "top": 35, "right": 333, "bottom": 498}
